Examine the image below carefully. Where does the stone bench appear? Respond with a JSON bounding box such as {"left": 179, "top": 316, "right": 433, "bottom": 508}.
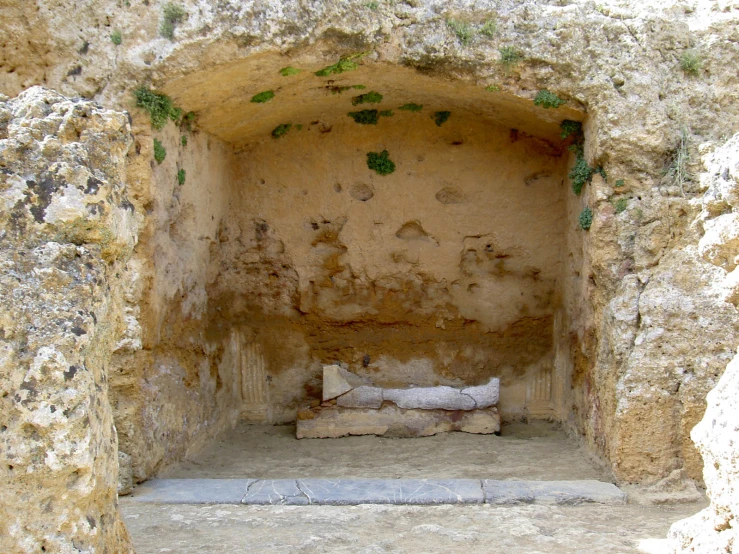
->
{"left": 296, "top": 365, "right": 500, "bottom": 439}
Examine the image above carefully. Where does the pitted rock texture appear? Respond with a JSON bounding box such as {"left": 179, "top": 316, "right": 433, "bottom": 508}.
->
{"left": 668, "top": 353, "right": 739, "bottom": 553}
{"left": 0, "top": 87, "right": 136, "bottom": 553}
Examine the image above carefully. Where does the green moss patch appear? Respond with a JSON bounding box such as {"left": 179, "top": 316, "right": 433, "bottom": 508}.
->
{"left": 272, "top": 123, "right": 292, "bottom": 139}
{"left": 433, "top": 111, "right": 451, "bottom": 127}
{"left": 352, "top": 91, "right": 383, "bottom": 105}
{"left": 399, "top": 103, "right": 423, "bottom": 111}
{"left": 579, "top": 207, "right": 593, "bottom": 230}
{"left": 177, "top": 168, "right": 186, "bottom": 185}
{"left": 153, "top": 138, "right": 166, "bottom": 164}
{"left": 569, "top": 155, "right": 593, "bottom": 195}
{"left": 560, "top": 119, "right": 582, "bottom": 139}
{"left": 279, "top": 66, "right": 301, "bottom": 76}
{"left": 316, "top": 58, "right": 359, "bottom": 77}
{"left": 348, "top": 109, "right": 379, "bottom": 125}
{"left": 160, "top": 3, "right": 186, "bottom": 39}
{"left": 251, "top": 90, "right": 275, "bottom": 103}
{"left": 499, "top": 46, "right": 522, "bottom": 67}
{"left": 379, "top": 110, "right": 393, "bottom": 117}
{"left": 534, "top": 90, "right": 565, "bottom": 109}
{"left": 367, "top": 150, "right": 396, "bottom": 175}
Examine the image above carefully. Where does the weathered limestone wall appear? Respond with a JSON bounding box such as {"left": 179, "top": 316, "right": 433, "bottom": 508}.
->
{"left": 208, "top": 98, "right": 569, "bottom": 422}
{"left": 0, "top": 88, "right": 135, "bottom": 552}
{"left": 3, "top": 0, "right": 739, "bottom": 490}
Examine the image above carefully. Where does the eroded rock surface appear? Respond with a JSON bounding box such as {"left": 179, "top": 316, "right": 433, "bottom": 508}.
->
{"left": 0, "top": 88, "right": 136, "bottom": 553}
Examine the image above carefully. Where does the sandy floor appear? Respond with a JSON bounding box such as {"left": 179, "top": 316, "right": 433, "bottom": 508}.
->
{"left": 123, "top": 422, "right": 704, "bottom": 553}
{"left": 120, "top": 501, "right": 702, "bottom": 554}
{"left": 161, "top": 421, "right": 610, "bottom": 480}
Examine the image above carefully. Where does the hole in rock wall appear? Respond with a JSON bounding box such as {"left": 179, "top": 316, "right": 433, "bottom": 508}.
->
{"left": 112, "top": 54, "right": 586, "bottom": 479}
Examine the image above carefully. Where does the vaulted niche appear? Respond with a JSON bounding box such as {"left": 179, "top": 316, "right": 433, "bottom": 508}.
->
{"left": 156, "top": 55, "right": 581, "bottom": 424}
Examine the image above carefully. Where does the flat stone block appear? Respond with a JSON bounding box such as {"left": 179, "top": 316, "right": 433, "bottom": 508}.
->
{"left": 242, "top": 479, "right": 310, "bottom": 505}
{"left": 128, "top": 479, "right": 254, "bottom": 504}
{"left": 336, "top": 385, "right": 383, "bottom": 408}
{"left": 296, "top": 478, "right": 484, "bottom": 505}
{"left": 482, "top": 480, "right": 627, "bottom": 505}
{"left": 384, "top": 386, "right": 476, "bottom": 410}
{"left": 296, "top": 405, "right": 500, "bottom": 439}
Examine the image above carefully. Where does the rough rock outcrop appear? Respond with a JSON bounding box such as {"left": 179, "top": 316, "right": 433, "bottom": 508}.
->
{"left": 0, "top": 88, "right": 136, "bottom": 553}
{"left": 668, "top": 352, "right": 739, "bottom": 553}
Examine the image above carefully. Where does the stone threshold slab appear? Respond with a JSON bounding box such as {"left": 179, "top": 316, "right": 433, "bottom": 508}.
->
{"left": 128, "top": 479, "right": 626, "bottom": 506}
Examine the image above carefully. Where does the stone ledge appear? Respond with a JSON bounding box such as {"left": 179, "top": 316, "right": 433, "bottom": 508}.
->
{"left": 127, "top": 478, "right": 625, "bottom": 506}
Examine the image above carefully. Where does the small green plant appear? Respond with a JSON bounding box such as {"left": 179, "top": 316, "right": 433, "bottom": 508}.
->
{"left": 594, "top": 166, "right": 607, "bottom": 181}
{"left": 272, "top": 123, "right": 292, "bottom": 139}
{"left": 177, "top": 168, "right": 186, "bottom": 185}
{"left": 480, "top": 18, "right": 497, "bottom": 38}
{"left": 680, "top": 51, "right": 702, "bottom": 76}
{"left": 447, "top": 19, "right": 475, "bottom": 46}
{"left": 110, "top": 30, "right": 122, "bottom": 45}
{"left": 613, "top": 197, "right": 628, "bottom": 213}
{"left": 570, "top": 155, "right": 593, "bottom": 195}
{"left": 433, "top": 111, "right": 451, "bottom": 127}
{"left": 153, "top": 138, "right": 166, "bottom": 164}
{"left": 499, "top": 46, "right": 522, "bottom": 68}
{"left": 485, "top": 84, "right": 500, "bottom": 92}
{"left": 579, "top": 207, "right": 593, "bottom": 230}
{"left": 379, "top": 110, "right": 393, "bottom": 117}
{"left": 181, "top": 135, "right": 187, "bottom": 147}
{"left": 365, "top": 1, "right": 379, "bottom": 9}
{"left": 251, "top": 90, "right": 275, "bottom": 103}
{"left": 665, "top": 126, "right": 692, "bottom": 196}
{"left": 352, "top": 91, "right": 383, "bottom": 105}
{"left": 181, "top": 111, "right": 196, "bottom": 131}
{"left": 160, "top": 3, "right": 186, "bottom": 39}
{"left": 134, "top": 87, "right": 181, "bottom": 130}
{"left": 560, "top": 120, "right": 582, "bottom": 139}
{"left": 614, "top": 179, "right": 625, "bottom": 188}
{"left": 367, "top": 150, "right": 396, "bottom": 175}
{"left": 315, "top": 55, "right": 364, "bottom": 77}
{"left": 348, "top": 109, "right": 380, "bottom": 125}
{"left": 353, "top": 84, "right": 366, "bottom": 90}
{"left": 279, "top": 66, "right": 301, "bottom": 77}
{"left": 534, "top": 90, "right": 565, "bottom": 109}
{"left": 399, "top": 103, "right": 423, "bottom": 111}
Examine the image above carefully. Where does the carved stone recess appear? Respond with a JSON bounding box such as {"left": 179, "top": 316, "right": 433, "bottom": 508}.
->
{"left": 297, "top": 365, "right": 501, "bottom": 438}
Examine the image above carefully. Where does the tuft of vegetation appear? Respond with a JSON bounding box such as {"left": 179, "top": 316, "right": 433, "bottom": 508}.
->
{"left": 534, "top": 89, "right": 566, "bottom": 109}
{"left": 111, "top": 30, "right": 122, "bottom": 45}
{"left": 181, "top": 135, "right": 187, "bottom": 147}
{"left": 353, "top": 84, "right": 366, "bottom": 90}
{"left": 680, "top": 51, "right": 702, "bottom": 76}
{"left": 153, "top": 138, "right": 166, "bottom": 164}
{"left": 352, "top": 91, "right": 383, "bottom": 105}
{"left": 134, "top": 87, "right": 181, "bottom": 130}
{"left": 613, "top": 197, "right": 628, "bottom": 213}
{"left": 433, "top": 111, "right": 451, "bottom": 127}
{"left": 348, "top": 109, "right": 380, "bottom": 125}
{"left": 560, "top": 119, "right": 582, "bottom": 139}
{"left": 251, "top": 90, "right": 275, "bottom": 103}
{"left": 399, "top": 103, "right": 423, "bottom": 111}
{"left": 279, "top": 66, "right": 301, "bottom": 77}
{"left": 160, "top": 3, "right": 186, "bottom": 40}
{"left": 365, "top": 1, "right": 379, "bottom": 9}
{"left": 579, "top": 207, "right": 593, "bottom": 230}
{"left": 181, "top": 111, "right": 196, "bottom": 131}
{"left": 272, "top": 123, "right": 292, "bottom": 139}
{"left": 315, "top": 54, "right": 366, "bottom": 77}
{"left": 480, "top": 18, "right": 497, "bottom": 38}
{"left": 594, "top": 166, "right": 607, "bottom": 181}
{"left": 499, "top": 46, "right": 522, "bottom": 68}
{"left": 485, "top": 84, "right": 500, "bottom": 92}
{"left": 614, "top": 179, "right": 625, "bottom": 188}
{"left": 177, "top": 168, "right": 186, "bottom": 185}
{"left": 379, "top": 110, "right": 394, "bottom": 117}
{"left": 665, "top": 126, "right": 692, "bottom": 196}
{"left": 569, "top": 155, "right": 594, "bottom": 195}
{"left": 447, "top": 19, "right": 475, "bottom": 46}
{"left": 367, "top": 149, "right": 396, "bottom": 175}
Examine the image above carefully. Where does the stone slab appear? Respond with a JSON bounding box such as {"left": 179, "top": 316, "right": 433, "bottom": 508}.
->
{"left": 482, "top": 480, "right": 627, "bottom": 505}
{"left": 462, "top": 378, "right": 500, "bottom": 408}
{"left": 336, "top": 385, "right": 383, "bottom": 408}
{"left": 128, "top": 478, "right": 625, "bottom": 506}
{"left": 128, "top": 479, "right": 255, "bottom": 504}
{"left": 296, "top": 405, "right": 500, "bottom": 439}
{"left": 383, "top": 385, "right": 477, "bottom": 410}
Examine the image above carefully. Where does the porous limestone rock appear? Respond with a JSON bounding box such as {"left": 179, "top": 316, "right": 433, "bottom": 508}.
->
{"left": 0, "top": 88, "right": 136, "bottom": 552}
{"left": 668, "top": 352, "right": 739, "bottom": 553}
